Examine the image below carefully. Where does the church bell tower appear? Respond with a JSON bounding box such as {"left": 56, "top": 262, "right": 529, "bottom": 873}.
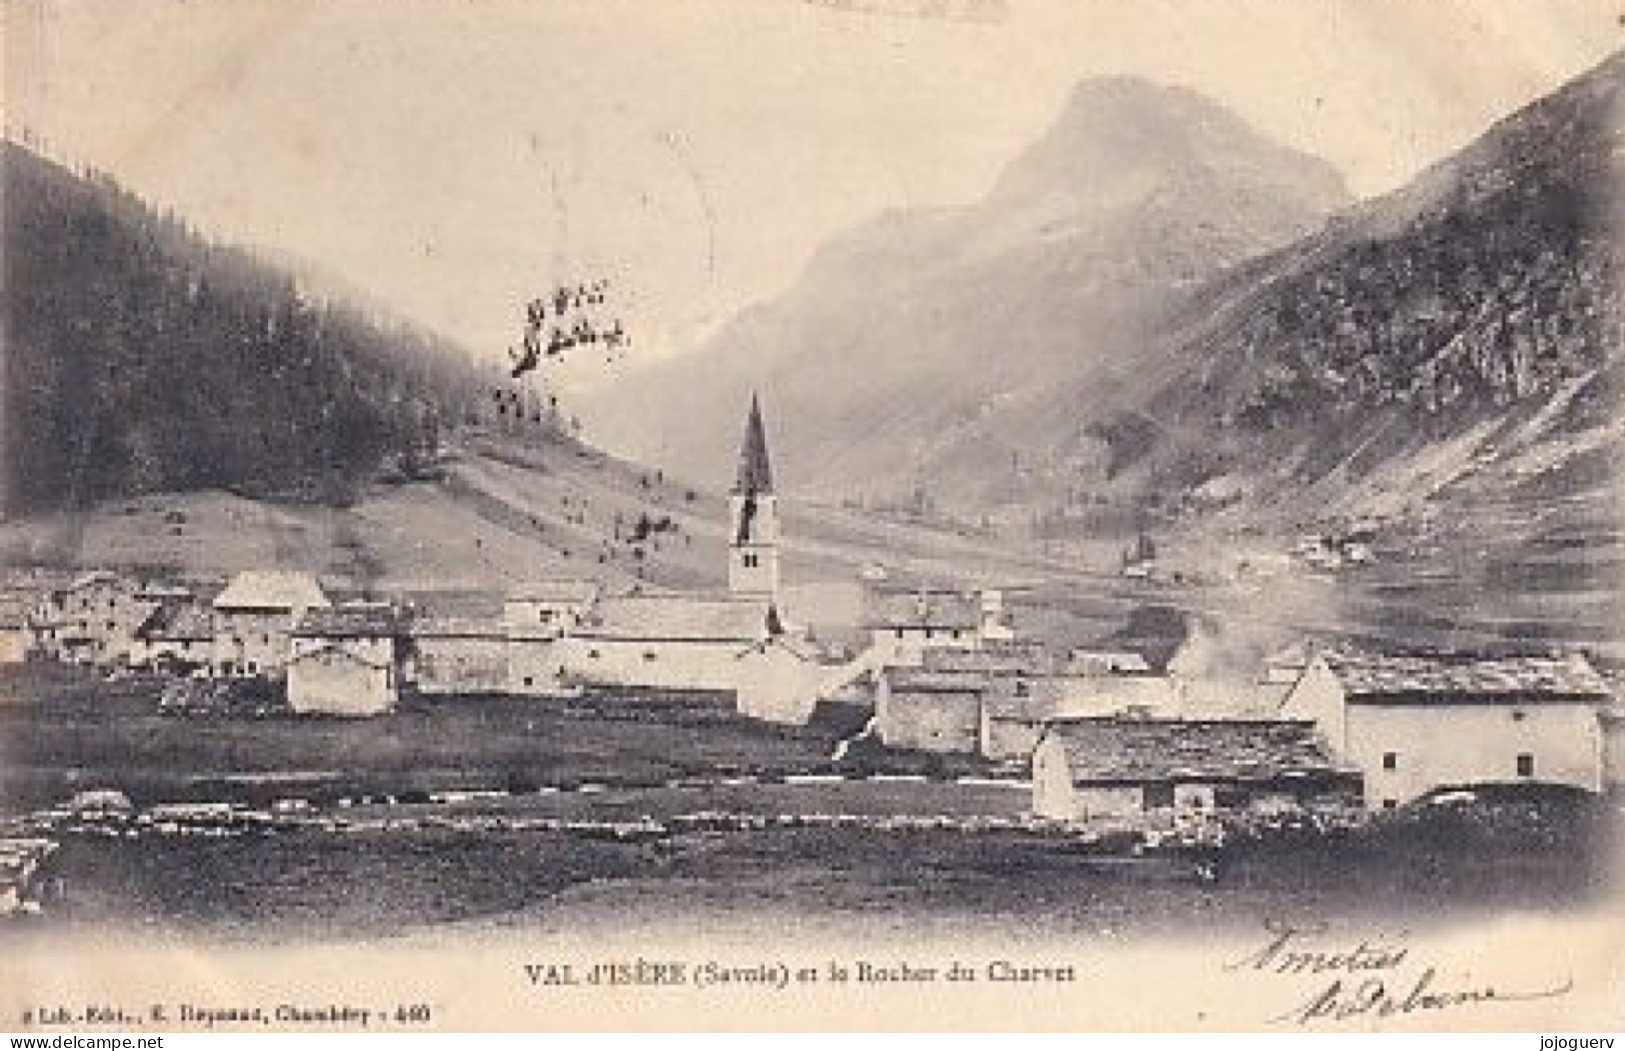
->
{"left": 729, "top": 393, "right": 780, "bottom": 599}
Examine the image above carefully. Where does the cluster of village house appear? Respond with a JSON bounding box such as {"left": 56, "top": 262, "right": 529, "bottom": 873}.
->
{"left": 2, "top": 398, "right": 1623, "bottom": 826}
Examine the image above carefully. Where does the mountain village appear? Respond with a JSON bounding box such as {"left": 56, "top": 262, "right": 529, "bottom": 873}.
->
{"left": 6, "top": 6, "right": 1625, "bottom": 1032}
{"left": 4, "top": 395, "right": 1622, "bottom": 860}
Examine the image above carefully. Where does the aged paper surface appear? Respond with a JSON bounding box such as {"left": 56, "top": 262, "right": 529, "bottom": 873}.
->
{"left": 3, "top": 0, "right": 1624, "bottom": 1033}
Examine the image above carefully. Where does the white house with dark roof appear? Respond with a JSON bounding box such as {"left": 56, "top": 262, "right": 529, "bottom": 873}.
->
{"left": 211, "top": 570, "right": 330, "bottom": 678}
{"left": 1031, "top": 715, "right": 1356, "bottom": 824}
{"left": 983, "top": 669, "right": 1183, "bottom": 762}
{"left": 863, "top": 588, "right": 990, "bottom": 668}
{"left": 1281, "top": 648, "right": 1614, "bottom": 808}
{"left": 287, "top": 604, "right": 409, "bottom": 715}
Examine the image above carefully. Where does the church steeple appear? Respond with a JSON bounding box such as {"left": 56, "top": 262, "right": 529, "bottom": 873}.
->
{"left": 735, "top": 392, "right": 774, "bottom": 495}
{"left": 728, "top": 393, "right": 780, "bottom": 599}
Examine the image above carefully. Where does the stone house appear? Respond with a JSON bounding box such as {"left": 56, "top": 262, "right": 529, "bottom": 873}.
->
{"left": 132, "top": 605, "right": 215, "bottom": 675}
{"left": 32, "top": 571, "right": 148, "bottom": 665}
{"left": 1281, "top": 648, "right": 1614, "bottom": 808}
{"left": 1031, "top": 715, "right": 1355, "bottom": 824}
{"left": 873, "top": 666, "right": 984, "bottom": 753}
{"left": 863, "top": 589, "right": 986, "bottom": 669}
{"left": 407, "top": 615, "right": 511, "bottom": 695}
{"left": 211, "top": 570, "right": 329, "bottom": 679}
{"left": 287, "top": 604, "right": 408, "bottom": 716}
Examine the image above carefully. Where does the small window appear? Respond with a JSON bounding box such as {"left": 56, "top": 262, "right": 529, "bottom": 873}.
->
{"left": 951, "top": 629, "right": 962, "bottom": 640}
{"left": 1382, "top": 752, "right": 1397, "bottom": 771}
{"left": 523, "top": 676, "right": 534, "bottom": 687}
{"left": 924, "top": 628, "right": 934, "bottom": 641}
{"left": 1516, "top": 753, "right": 1535, "bottom": 778}
{"left": 1511, "top": 709, "right": 1527, "bottom": 722}
{"left": 894, "top": 629, "right": 904, "bottom": 640}
{"left": 643, "top": 651, "right": 657, "bottom": 662}
{"left": 246, "top": 661, "right": 258, "bottom": 674}
{"left": 588, "top": 649, "right": 601, "bottom": 659}
{"left": 1381, "top": 799, "right": 1397, "bottom": 810}
{"left": 538, "top": 610, "right": 553, "bottom": 622}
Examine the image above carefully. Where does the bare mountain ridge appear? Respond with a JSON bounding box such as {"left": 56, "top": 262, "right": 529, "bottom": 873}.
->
{"left": 583, "top": 78, "right": 1351, "bottom": 504}
{"left": 1114, "top": 49, "right": 1625, "bottom": 506}
{"left": 1096, "top": 49, "right": 1625, "bottom": 659}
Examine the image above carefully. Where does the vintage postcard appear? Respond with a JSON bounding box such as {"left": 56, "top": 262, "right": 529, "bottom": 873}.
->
{"left": 2, "top": 0, "right": 1623, "bottom": 1033}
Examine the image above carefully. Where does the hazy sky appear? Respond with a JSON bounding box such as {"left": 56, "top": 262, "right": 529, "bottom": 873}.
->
{"left": 7, "top": 0, "right": 1621, "bottom": 387}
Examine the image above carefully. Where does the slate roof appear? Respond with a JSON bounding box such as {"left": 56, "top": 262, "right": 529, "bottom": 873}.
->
{"left": 214, "top": 571, "right": 330, "bottom": 613}
{"left": 577, "top": 595, "right": 773, "bottom": 642}
{"left": 294, "top": 604, "right": 411, "bottom": 638}
{"left": 983, "top": 694, "right": 1051, "bottom": 721}
{"left": 864, "top": 589, "right": 981, "bottom": 630}
{"left": 1321, "top": 649, "right": 1610, "bottom": 704}
{"left": 507, "top": 578, "right": 600, "bottom": 605}
{"left": 67, "top": 570, "right": 121, "bottom": 592}
{"left": 1043, "top": 716, "right": 1347, "bottom": 784}
{"left": 291, "top": 640, "right": 394, "bottom": 669}
{"left": 410, "top": 616, "right": 509, "bottom": 640}
{"left": 883, "top": 667, "right": 988, "bottom": 695}
{"left": 920, "top": 641, "right": 1052, "bottom": 675}
{"left": 138, "top": 605, "right": 214, "bottom": 642}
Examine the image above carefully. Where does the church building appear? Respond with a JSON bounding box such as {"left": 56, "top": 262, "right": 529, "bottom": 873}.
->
{"left": 548, "top": 394, "right": 785, "bottom": 695}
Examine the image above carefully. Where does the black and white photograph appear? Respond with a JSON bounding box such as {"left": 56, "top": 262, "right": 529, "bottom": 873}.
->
{"left": 2, "top": 0, "right": 1623, "bottom": 1033}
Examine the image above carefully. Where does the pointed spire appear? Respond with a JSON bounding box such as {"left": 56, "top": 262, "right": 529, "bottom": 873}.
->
{"left": 734, "top": 392, "right": 774, "bottom": 495}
